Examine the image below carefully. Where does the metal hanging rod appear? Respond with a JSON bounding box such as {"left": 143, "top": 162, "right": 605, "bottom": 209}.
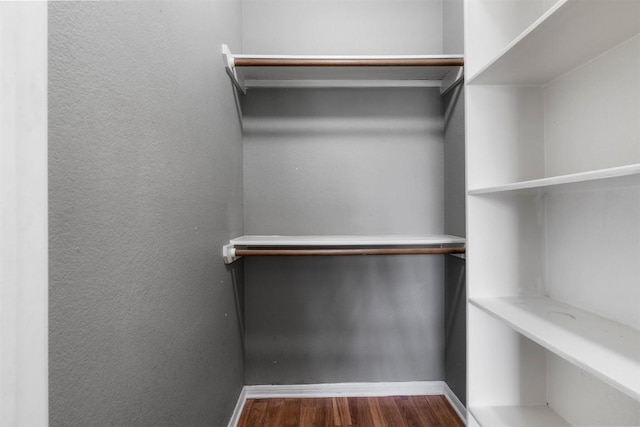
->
{"left": 233, "top": 58, "right": 465, "bottom": 67}
{"left": 234, "top": 247, "right": 466, "bottom": 257}
{"left": 221, "top": 45, "right": 465, "bottom": 94}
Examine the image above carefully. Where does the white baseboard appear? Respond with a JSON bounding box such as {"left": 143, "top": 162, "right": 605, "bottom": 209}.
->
{"left": 443, "top": 383, "right": 467, "bottom": 425}
{"left": 244, "top": 380, "right": 447, "bottom": 399}
{"left": 227, "top": 386, "right": 248, "bottom": 427}
{"left": 227, "top": 381, "right": 467, "bottom": 427}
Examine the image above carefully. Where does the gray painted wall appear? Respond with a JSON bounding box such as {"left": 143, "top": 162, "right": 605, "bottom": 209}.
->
{"left": 241, "top": 0, "right": 450, "bottom": 386}
{"left": 48, "top": 1, "right": 244, "bottom": 425}
{"left": 240, "top": 0, "right": 459, "bottom": 386}
{"left": 443, "top": 0, "right": 467, "bottom": 406}
{"left": 242, "top": 87, "right": 447, "bottom": 383}
{"left": 242, "top": 0, "right": 443, "bottom": 55}
{"left": 443, "top": 86, "right": 467, "bottom": 406}
{"left": 245, "top": 256, "right": 445, "bottom": 384}
{"left": 443, "top": 0, "right": 464, "bottom": 55}
{"left": 243, "top": 89, "right": 445, "bottom": 235}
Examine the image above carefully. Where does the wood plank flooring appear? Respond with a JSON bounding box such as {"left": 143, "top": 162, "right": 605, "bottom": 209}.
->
{"left": 237, "top": 395, "right": 464, "bottom": 427}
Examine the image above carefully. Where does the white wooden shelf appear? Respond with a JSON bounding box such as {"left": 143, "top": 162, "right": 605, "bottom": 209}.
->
{"left": 467, "top": 0, "right": 640, "bottom": 85}
{"left": 228, "top": 234, "right": 465, "bottom": 247}
{"left": 223, "top": 234, "right": 466, "bottom": 264}
{"left": 222, "top": 45, "right": 464, "bottom": 94}
{"left": 470, "top": 405, "right": 571, "bottom": 427}
{"left": 468, "top": 164, "right": 640, "bottom": 196}
{"left": 470, "top": 296, "right": 640, "bottom": 401}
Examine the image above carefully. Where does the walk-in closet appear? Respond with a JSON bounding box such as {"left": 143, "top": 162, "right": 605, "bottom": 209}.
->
{"left": 222, "top": 1, "right": 468, "bottom": 423}
{"left": 3, "top": 0, "right": 639, "bottom": 426}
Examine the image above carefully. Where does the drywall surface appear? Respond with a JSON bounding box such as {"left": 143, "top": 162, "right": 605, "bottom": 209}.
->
{"left": 444, "top": 256, "right": 466, "bottom": 405}
{"left": 0, "top": 3, "right": 48, "bottom": 425}
{"left": 48, "top": 1, "right": 244, "bottom": 425}
{"left": 443, "top": 81, "right": 466, "bottom": 407}
{"left": 443, "top": 0, "right": 464, "bottom": 54}
{"left": 242, "top": 88, "right": 446, "bottom": 383}
{"left": 443, "top": 87, "right": 466, "bottom": 238}
{"left": 243, "top": 89, "right": 445, "bottom": 235}
{"left": 443, "top": 0, "right": 466, "bottom": 404}
{"left": 245, "top": 255, "right": 445, "bottom": 384}
{"left": 243, "top": 0, "right": 443, "bottom": 55}
{"left": 240, "top": 0, "right": 450, "bottom": 386}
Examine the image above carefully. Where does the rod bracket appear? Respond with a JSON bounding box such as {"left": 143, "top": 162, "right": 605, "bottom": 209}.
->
{"left": 223, "top": 244, "right": 240, "bottom": 264}
{"left": 222, "top": 44, "right": 246, "bottom": 94}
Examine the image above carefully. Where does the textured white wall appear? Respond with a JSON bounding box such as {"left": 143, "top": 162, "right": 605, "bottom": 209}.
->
{"left": 0, "top": 3, "right": 48, "bottom": 426}
{"left": 48, "top": 1, "right": 244, "bottom": 425}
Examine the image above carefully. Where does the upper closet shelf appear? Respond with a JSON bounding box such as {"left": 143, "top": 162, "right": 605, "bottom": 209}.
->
{"left": 222, "top": 45, "right": 464, "bottom": 94}
{"left": 467, "top": 0, "right": 640, "bottom": 85}
{"left": 223, "top": 234, "right": 466, "bottom": 264}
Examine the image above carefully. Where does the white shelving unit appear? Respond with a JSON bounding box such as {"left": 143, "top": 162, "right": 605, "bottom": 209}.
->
{"left": 223, "top": 234, "right": 466, "bottom": 264}
{"left": 465, "top": 0, "right": 640, "bottom": 426}
{"left": 222, "top": 45, "right": 464, "bottom": 94}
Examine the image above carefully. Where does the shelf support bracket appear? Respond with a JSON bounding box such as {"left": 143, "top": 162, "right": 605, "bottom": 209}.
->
{"left": 441, "top": 66, "right": 464, "bottom": 96}
{"left": 222, "top": 44, "right": 246, "bottom": 94}
{"left": 223, "top": 243, "right": 240, "bottom": 264}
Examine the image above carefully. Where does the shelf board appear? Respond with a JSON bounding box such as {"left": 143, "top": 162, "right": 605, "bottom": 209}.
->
{"left": 222, "top": 45, "right": 464, "bottom": 92}
{"left": 467, "top": 0, "right": 640, "bottom": 85}
{"left": 470, "top": 296, "right": 640, "bottom": 401}
{"left": 230, "top": 234, "right": 465, "bottom": 247}
{"left": 223, "top": 234, "right": 466, "bottom": 264}
{"left": 470, "top": 405, "right": 571, "bottom": 427}
{"left": 468, "top": 164, "right": 640, "bottom": 196}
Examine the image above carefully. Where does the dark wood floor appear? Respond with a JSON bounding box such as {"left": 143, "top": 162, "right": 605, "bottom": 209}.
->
{"left": 237, "top": 395, "right": 464, "bottom": 427}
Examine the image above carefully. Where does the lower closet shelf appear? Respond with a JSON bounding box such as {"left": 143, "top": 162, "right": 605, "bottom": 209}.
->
{"left": 470, "top": 405, "right": 571, "bottom": 427}
{"left": 470, "top": 296, "right": 640, "bottom": 400}
{"left": 222, "top": 234, "right": 466, "bottom": 264}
